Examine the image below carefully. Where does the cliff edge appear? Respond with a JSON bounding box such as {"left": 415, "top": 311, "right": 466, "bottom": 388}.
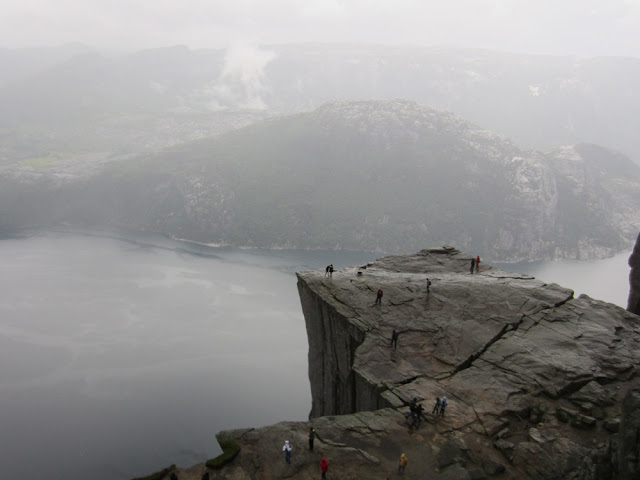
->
{"left": 174, "top": 247, "right": 640, "bottom": 479}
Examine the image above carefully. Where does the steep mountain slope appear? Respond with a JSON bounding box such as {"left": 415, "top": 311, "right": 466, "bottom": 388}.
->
{"left": 1, "top": 100, "right": 638, "bottom": 261}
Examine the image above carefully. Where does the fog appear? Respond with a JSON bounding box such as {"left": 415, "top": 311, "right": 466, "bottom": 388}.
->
{"left": 2, "top": 0, "right": 640, "bottom": 57}
{"left": 1, "top": 2, "right": 640, "bottom": 477}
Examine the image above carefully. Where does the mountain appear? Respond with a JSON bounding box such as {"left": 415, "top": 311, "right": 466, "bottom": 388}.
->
{"left": 1, "top": 44, "right": 640, "bottom": 166}
{"left": 2, "top": 100, "right": 639, "bottom": 262}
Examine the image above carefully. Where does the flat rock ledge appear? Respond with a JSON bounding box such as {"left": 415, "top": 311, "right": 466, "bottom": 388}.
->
{"left": 171, "top": 248, "right": 640, "bottom": 480}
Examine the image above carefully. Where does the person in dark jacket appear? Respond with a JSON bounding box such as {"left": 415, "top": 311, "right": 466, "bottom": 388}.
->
{"left": 470, "top": 258, "right": 476, "bottom": 274}
{"left": 390, "top": 329, "right": 398, "bottom": 349}
{"left": 432, "top": 396, "right": 441, "bottom": 414}
{"left": 309, "top": 427, "right": 316, "bottom": 451}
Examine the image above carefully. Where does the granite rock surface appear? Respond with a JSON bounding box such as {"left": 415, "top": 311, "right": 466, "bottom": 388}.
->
{"left": 176, "top": 247, "right": 640, "bottom": 480}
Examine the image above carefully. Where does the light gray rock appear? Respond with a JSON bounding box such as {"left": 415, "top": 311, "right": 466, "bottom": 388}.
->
{"left": 169, "top": 247, "right": 640, "bottom": 479}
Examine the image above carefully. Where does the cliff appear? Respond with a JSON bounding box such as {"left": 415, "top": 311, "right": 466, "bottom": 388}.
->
{"left": 167, "top": 247, "right": 640, "bottom": 479}
{"left": 627, "top": 232, "right": 640, "bottom": 315}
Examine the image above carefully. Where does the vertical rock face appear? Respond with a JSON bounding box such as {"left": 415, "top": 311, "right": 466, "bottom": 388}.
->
{"left": 627, "top": 232, "right": 640, "bottom": 314}
{"left": 294, "top": 248, "right": 640, "bottom": 478}
{"left": 619, "top": 387, "right": 640, "bottom": 479}
{"left": 197, "top": 247, "right": 640, "bottom": 479}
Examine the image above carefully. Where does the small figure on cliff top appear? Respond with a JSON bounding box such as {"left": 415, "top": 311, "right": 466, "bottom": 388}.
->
{"left": 440, "top": 396, "right": 448, "bottom": 416}
{"left": 476, "top": 256, "right": 480, "bottom": 273}
{"left": 321, "top": 456, "right": 329, "bottom": 479}
{"left": 409, "top": 397, "right": 417, "bottom": 414}
{"left": 282, "top": 440, "right": 292, "bottom": 464}
{"left": 426, "top": 277, "right": 432, "bottom": 293}
{"left": 325, "top": 265, "right": 330, "bottom": 277}
{"left": 432, "top": 396, "right": 441, "bottom": 414}
{"left": 309, "top": 427, "right": 316, "bottom": 451}
{"left": 470, "top": 257, "right": 476, "bottom": 274}
{"left": 398, "top": 453, "right": 408, "bottom": 474}
{"left": 411, "top": 403, "right": 424, "bottom": 429}
{"left": 390, "top": 329, "right": 398, "bottom": 349}
{"left": 375, "top": 288, "right": 383, "bottom": 305}
{"left": 329, "top": 264, "right": 334, "bottom": 277}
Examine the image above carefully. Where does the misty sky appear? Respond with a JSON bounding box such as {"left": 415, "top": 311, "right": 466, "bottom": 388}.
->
{"left": 1, "top": 0, "right": 639, "bottom": 58}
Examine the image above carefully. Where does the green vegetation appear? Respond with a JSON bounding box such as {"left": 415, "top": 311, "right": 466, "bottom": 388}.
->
{"left": 130, "top": 464, "right": 176, "bottom": 480}
{"left": 205, "top": 439, "right": 240, "bottom": 470}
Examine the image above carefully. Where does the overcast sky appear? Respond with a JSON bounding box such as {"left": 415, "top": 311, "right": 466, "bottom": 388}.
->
{"left": 1, "top": 0, "right": 639, "bottom": 58}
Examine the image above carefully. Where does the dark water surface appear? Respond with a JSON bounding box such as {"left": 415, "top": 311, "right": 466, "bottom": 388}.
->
{"left": 0, "top": 232, "right": 631, "bottom": 479}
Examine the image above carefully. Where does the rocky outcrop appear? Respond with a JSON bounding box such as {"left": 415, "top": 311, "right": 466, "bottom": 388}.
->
{"left": 627, "top": 232, "right": 640, "bottom": 315}
{"left": 191, "top": 247, "right": 640, "bottom": 480}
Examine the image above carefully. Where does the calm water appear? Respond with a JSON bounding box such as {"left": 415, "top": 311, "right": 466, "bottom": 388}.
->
{"left": 498, "top": 251, "right": 632, "bottom": 309}
{"left": 0, "top": 232, "right": 632, "bottom": 479}
{"left": 0, "top": 231, "right": 372, "bottom": 480}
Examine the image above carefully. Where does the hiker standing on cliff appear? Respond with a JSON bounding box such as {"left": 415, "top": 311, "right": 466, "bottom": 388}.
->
{"left": 398, "top": 453, "right": 408, "bottom": 474}
{"left": 282, "top": 440, "right": 292, "bottom": 464}
{"left": 426, "top": 277, "right": 432, "bottom": 293}
{"left": 411, "top": 403, "right": 424, "bottom": 429}
{"left": 440, "top": 396, "right": 448, "bottom": 416}
{"left": 432, "top": 396, "right": 441, "bottom": 414}
{"left": 470, "top": 257, "right": 476, "bottom": 274}
{"left": 390, "top": 329, "right": 398, "bottom": 349}
{"left": 375, "top": 288, "right": 383, "bottom": 305}
{"left": 321, "top": 457, "right": 329, "bottom": 479}
{"left": 325, "top": 265, "right": 330, "bottom": 277}
{"left": 329, "top": 264, "right": 334, "bottom": 277}
{"left": 309, "top": 427, "right": 316, "bottom": 451}
{"left": 476, "top": 256, "right": 480, "bottom": 273}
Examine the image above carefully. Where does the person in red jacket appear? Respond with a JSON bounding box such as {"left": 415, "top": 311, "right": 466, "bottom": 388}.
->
{"left": 320, "top": 457, "right": 329, "bottom": 479}
{"left": 375, "top": 288, "right": 383, "bottom": 305}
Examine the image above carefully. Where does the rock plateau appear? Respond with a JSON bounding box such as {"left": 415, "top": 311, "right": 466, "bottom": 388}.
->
{"left": 171, "top": 247, "right": 640, "bottom": 480}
